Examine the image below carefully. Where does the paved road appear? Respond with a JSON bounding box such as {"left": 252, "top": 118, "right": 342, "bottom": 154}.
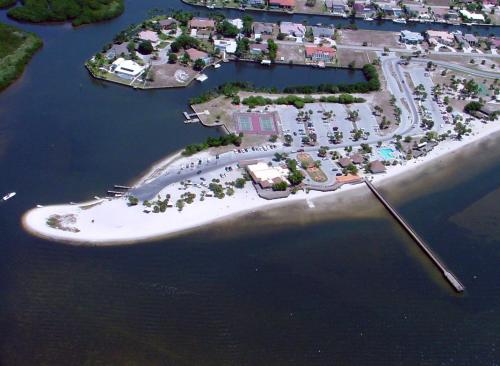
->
{"left": 411, "top": 58, "right": 500, "bottom": 79}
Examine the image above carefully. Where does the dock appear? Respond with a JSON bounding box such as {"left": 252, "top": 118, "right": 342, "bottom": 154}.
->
{"left": 365, "top": 180, "right": 465, "bottom": 293}
{"left": 114, "top": 185, "right": 131, "bottom": 190}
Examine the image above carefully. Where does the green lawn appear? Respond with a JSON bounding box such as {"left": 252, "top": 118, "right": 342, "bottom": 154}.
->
{"left": 7, "top": 0, "right": 124, "bottom": 26}
{"left": 0, "top": 23, "right": 43, "bottom": 91}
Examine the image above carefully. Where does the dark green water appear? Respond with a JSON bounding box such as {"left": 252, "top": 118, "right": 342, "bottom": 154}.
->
{"left": 1, "top": 2, "right": 500, "bottom": 365}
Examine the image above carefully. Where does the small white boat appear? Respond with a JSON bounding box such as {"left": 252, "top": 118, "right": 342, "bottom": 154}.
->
{"left": 393, "top": 18, "right": 407, "bottom": 24}
{"left": 214, "top": 63, "right": 221, "bottom": 69}
{"left": 36, "top": 204, "right": 44, "bottom": 208}
{"left": 2, "top": 192, "right": 16, "bottom": 201}
{"left": 261, "top": 60, "right": 271, "bottom": 65}
{"left": 94, "top": 196, "right": 100, "bottom": 200}
{"left": 364, "top": 15, "right": 374, "bottom": 21}
{"left": 196, "top": 74, "right": 208, "bottom": 82}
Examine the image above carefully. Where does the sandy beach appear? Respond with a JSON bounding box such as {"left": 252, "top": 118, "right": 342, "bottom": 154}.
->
{"left": 22, "top": 119, "right": 500, "bottom": 245}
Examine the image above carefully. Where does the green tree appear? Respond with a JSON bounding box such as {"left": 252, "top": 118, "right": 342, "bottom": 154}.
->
{"left": 267, "top": 39, "right": 278, "bottom": 61}
{"left": 168, "top": 53, "right": 178, "bottom": 63}
{"left": 138, "top": 40, "right": 154, "bottom": 55}
{"left": 193, "top": 58, "right": 205, "bottom": 71}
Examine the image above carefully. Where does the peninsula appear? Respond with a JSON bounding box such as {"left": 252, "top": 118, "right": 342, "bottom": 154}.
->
{"left": 23, "top": 19, "right": 500, "bottom": 243}
{"left": 0, "top": 22, "right": 42, "bottom": 92}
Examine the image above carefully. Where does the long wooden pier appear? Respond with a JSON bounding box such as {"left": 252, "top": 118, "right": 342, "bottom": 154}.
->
{"left": 365, "top": 180, "right": 465, "bottom": 293}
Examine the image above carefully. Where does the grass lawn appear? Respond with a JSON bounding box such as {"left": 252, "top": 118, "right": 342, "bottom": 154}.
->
{"left": 0, "top": 22, "right": 43, "bottom": 91}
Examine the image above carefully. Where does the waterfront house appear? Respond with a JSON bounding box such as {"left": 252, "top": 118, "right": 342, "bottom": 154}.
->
{"left": 111, "top": 58, "right": 145, "bottom": 80}
{"left": 253, "top": 22, "right": 274, "bottom": 39}
{"left": 310, "top": 26, "right": 335, "bottom": 39}
{"left": 188, "top": 18, "right": 216, "bottom": 30}
{"left": 400, "top": 30, "right": 424, "bottom": 44}
{"left": 464, "top": 33, "right": 478, "bottom": 46}
{"left": 426, "top": 30, "right": 455, "bottom": 46}
{"left": 445, "top": 10, "right": 460, "bottom": 21}
{"left": 105, "top": 43, "right": 130, "bottom": 60}
{"left": 305, "top": 46, "right": 336, "bottom": 62}
{"left": 491, "top": 37, "right": 500, "bottom": 49}
{"left": 268, "top": 0, "right": 295, "bottom": 10}
{"left": 459, "top": 9, "right": 485, "bottom": 22}
{"left": 214, "top": 39, "right": 238, "bottom": 54}
{"left": 245, "top": 0, "right": 266, "bottom": 7}
{"left": 368, "top": 160, "right": 386, "bottom": 174}
{"left": 382, "top": 4, "right": 403, "bottom": 17}
{"left": 403, "top": 3, "right": 432, "bottom": 19}
{"left": 338, "top": 157, "right": 353, "bottom": 168}
{"left": 158, "top": 18, "right": 178, "bottom": 30}
{"left": 250, "top": 43, "right": 269, "bottom": 54}
{"left": 138, "top": 30, "right": 160, "bottom": 44}
{"left": 353, "top": 1, "right": 376, "bottom": 16}
{"left": 325, "top": 0, "right": 349, "bottom": 15}
{"left": 280, "top": 22, "right": 306, "bottom": 37}
{"left": 185, "top": 48, "right": 212, "bottom": 64}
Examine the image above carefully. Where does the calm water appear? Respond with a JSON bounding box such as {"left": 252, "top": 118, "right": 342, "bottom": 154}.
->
{"left": 1, "top": 1, "right": 500, "bottom": 365}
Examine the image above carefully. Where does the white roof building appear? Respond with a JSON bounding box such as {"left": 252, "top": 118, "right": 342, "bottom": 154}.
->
{"left": 247, "top": 162, "right": 290, "bottom": 188}
{"left": 459, "top": 9, "right": 485, "bottom": 22}
{"left": 400, "top": 30, "right": 424, "bottom": 43}
{"left": 111, "top": 58, "right": 145, "bottom": 79}
{"left": 229, "top": 18, "right": 243, "bottom": 30}
{"left": 213, "top": 39, "right": 238, "bottom": 54}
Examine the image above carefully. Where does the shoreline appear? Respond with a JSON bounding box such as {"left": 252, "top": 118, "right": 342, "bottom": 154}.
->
{"left": 22, "top": 119, "right": 500, "bottom": 246}
{"left": 180, "top": 0, "right": 498, "bottom": 28}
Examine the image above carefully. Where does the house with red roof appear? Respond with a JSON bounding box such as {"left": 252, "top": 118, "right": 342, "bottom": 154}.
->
{"left": 268, "top": 0, "right": 295, "bottom": 10}
{"left": 305, "top": 46, "right": 336, "bottom": 62}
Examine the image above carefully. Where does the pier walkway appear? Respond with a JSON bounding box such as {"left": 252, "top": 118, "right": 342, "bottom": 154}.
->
{"left": 365, "top": 180, "right": 465, "bottom": 293}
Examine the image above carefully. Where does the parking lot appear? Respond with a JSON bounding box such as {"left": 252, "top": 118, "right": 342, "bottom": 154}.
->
{"left": 278, "top": 103, "right": 379, "bottom": 149}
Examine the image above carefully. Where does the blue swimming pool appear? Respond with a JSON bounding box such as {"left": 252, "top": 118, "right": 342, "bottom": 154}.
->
{"left": 379, "top": 148, "right": 395, "bottom": 160}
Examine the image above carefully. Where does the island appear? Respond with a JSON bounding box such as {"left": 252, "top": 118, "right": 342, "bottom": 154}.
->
{"left": 5, "top": 0, "right": 124, "bottom": 26}
{"left": 23, "top": 14, "right": 500, "bottom": 244}
{"left": 0, "top": 22, "right": 43, "bottom": 92}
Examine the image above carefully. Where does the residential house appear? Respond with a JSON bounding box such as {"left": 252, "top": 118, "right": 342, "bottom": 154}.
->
{"left": 245, "top": 0, "right": 266, "bottom": 7}
{"left": 253, "top": 22, "right": 274, "bottom": 38}
{"left": 445, "top": 10, "right": 460, "bottom": 21}
{"left": 185, "top": 48, "right": 212, "bottom": 64}
{"left": 305, "top": 46, "right": 336, "bottom": 62}
{"left": 353, "top": 1, "right": 376, "bottom": 16}
{"left": 426, "top": 30, "right": 455, "bottom": 46}
{"left": 111, "top": 58, "right": 145, "bottom": 80}
{"left": 325, "top": 0, "right": 349, "bottom": 15}
{"left": 250, "top": 43, "right": 269, "bottom": 54}
{"left": 400, "top": 30, "right": 424, "bottom": 44}
{"left": 464, "top": 33, "right": 478, "bottom": 46}
{"left": 382, "top": 4, "right": 403, "bottom": 17}
{"left": 310, "top": 26, "right": 335, "bottom": 38}
{"left": 403, "top": 3, "right": 432, "bottom": 19}
{"left": 279, "top": 22, "right": 306, "bottom": 37}
{"left": 268, "top": 0, "right": 295, "bottom": 10}
{"left": 459, "top": 9, "right": 485, "bottom": 22}
{"left": 188, "top": 18, "right": 216, "bottom": 30}
{"left": 229, "top": 18, "right": 244, "bottom": 30}
{"left": 137, "top": 30, "right": 160, "bottom": 44}
{"left": 214, "top": 39, "right": 238, "bottom": 54}
{"left": 105, "top": 43, "right": 130, "bottom": 60}
{"left": 158, "top": 18, "right": 178, "bottom": 30}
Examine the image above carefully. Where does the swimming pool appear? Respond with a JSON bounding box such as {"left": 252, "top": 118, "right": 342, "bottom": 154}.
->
{"left": 378, "top": 148, "right": 395, "bottom": 160}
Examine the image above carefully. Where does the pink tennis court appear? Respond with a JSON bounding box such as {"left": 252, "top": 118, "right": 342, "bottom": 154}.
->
{"left": 234, "top": 112, "right": 279, "bottom": 135}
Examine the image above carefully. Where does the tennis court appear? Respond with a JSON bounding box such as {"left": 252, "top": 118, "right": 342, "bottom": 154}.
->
{"left": 234, "top": 112, "right": 279, "bottom": 135}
